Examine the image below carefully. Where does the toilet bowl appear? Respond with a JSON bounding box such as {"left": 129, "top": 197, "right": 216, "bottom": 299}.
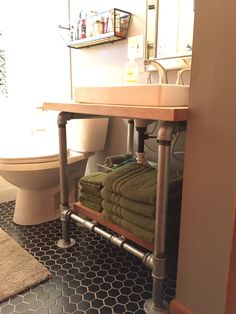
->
{"left": 0, "top": 118, "right": 109, "bottom": 225}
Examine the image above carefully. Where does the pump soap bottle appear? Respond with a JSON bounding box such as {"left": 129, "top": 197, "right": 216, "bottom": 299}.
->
{"left": 124, "top": 49, "right": 138, "bottom": 85}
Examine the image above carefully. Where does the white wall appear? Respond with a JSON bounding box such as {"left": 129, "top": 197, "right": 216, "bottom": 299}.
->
{"left": 70, "top": 0, "right": 146, "bottom": 89}
{"left": 0, "top": 0, "right": 70, "bottom": 202}
{"left": 1, "top": 0, "right": 71, "bottom": 109}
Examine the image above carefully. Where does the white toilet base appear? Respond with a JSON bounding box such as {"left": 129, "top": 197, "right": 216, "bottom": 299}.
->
{"left": 3, "top": 156, "right": 90, "bottom": 225}
{"left": 13, "top": 185, "right": 62, "bottom": 225}
{"left": 13, "top": 176, "right": 80, "bottom": 225}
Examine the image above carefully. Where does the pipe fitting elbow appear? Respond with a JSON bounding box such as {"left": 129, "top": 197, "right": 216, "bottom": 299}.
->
{"left": 143, "top": 253, "right": 153, "bottom": 269}
{"left": 60, "top": 208, "right": 73, "bottom": 222}
{"left": 57, "top": 112, "right": 74, "bottom": 125}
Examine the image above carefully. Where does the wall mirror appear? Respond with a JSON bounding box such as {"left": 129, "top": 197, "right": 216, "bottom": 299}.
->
{"left": 145, "top": 0, "right": 195, "bottom": 61}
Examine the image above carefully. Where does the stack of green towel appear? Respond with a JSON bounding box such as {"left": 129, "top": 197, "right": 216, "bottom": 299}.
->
{"left": 79, "top": 172, "right": 107, "bottom": 212}
{"left": 101, "top": 162, "right": 183, "bottom": 245}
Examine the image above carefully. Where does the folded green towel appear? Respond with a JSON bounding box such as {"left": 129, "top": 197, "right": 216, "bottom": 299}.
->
{"left": 80, "top": 192, "right": 103, "bottom": 204}
{"left": 101, "top": 188, "right": 155, "bottom": 218}
{"left": 103, "top": 162, "right": 154, "bottom": 196}
{"left": 119, "top": 172, "right": 182, "bottom": 205}
{"left": 81, "top": 187, "right": 103, "bottom": 197}
{"left": 101, "top": 188, "right": 182, "bottom": 218}
{"left": 105, "top": 153, "right": 133, "bottom": 168}
{"left": 102, "top": 200, "right": 155, "bottom": 232}
{"left": 80, "top": 199, "right": 103, "bottom": 212}
{"left": 80, "top": 172, "right": 107, "bottom": 190}
{"left": 102, "top": 210, "right": 154, "bottom": 244}
{"left": 103, "top": 163, "right": 183, "bottom": 205}
{"left": 102, "top": 210, "right": 181, "bottom": 245}
{"left": 80, "top": 184, "right": 103, "bottom": 194}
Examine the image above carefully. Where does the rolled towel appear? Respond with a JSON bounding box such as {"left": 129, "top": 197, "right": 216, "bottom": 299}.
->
{"left": 112, "top": 157, "right": 136, "bottom": 169}
{"left": 105, "top": 153, "right": 133, "bottom": 168}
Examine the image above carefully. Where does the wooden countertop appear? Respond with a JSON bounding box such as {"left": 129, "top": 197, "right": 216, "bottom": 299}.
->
{"left": 43, "top": 101, "right": 188, "bottom": 121}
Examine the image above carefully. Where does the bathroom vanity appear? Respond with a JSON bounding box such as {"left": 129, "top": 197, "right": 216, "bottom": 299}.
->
{"left": 43, "top": 88, "right": 188, "bottom": 314}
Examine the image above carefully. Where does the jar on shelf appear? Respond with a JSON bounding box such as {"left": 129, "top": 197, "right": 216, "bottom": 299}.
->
{"left": 86, "top": 11, "right": 97, "bottom": 38}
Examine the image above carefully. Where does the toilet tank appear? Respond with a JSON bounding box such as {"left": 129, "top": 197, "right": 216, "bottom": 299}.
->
{"left": 67, "top": 118, "right": 109, "bottom": 152}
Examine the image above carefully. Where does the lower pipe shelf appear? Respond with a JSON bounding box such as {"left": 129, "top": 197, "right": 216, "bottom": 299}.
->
{"left": 73, "top": 202, "right": 154, "bottom": 252}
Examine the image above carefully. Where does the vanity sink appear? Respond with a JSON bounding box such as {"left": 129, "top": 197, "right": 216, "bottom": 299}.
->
{"left": 74, "top": 84, "right": 189, "bottom": 107}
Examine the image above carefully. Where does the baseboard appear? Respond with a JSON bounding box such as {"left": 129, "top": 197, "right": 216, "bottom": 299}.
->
{"left": 224, "top": 198, "right": 236, "bottom": 314}
{"left": 0, "top": 187, "right": 17, "bottom": 203}
{"left": 169, "top": 299, "right": 197, "bottom": 314}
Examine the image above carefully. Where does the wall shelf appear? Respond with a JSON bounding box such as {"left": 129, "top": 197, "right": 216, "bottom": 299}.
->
{"left": 67, "top": 8, "right": 131, "bottom": 49}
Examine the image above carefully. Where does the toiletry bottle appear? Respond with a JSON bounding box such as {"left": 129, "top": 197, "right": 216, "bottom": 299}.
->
{"left": 76, "top": 11, "right": 82, "bottom": 40}
{"left": 79, "top": 11, "right": 86, "bottom": 39}
{"left": 105, "top": 14, "right": 109, "bottom": 33}
{"left": 124, "top": 51, "right": 138, "bottom": 85}
{"left": 81, "top": 19, "right": 86, "bottom": 38}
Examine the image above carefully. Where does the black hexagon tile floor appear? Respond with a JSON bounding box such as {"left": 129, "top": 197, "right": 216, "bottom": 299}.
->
{"left": 0, "top": 201, "right": 178, "bottom": 314}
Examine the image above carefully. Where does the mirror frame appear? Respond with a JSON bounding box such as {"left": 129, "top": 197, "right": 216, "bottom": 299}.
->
{"left": 144, "top": 0, "right": 195, "bottom": 61}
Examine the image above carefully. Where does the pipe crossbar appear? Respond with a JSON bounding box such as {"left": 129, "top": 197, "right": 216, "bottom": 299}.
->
{"left": 70, "top": 211, "right": 153, "bottom": 269}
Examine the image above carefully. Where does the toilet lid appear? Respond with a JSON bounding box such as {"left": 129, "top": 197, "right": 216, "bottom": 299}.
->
{"left": 0, "top": 145, "right": 70, "bottom": 164}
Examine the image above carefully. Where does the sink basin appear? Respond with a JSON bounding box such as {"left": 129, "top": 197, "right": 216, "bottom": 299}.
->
{"left": 74, "top": 84, "right": 189, "bottom": 107}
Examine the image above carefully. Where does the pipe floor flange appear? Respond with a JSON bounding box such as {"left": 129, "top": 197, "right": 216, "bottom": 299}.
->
{"left": 144, "top": 299, "right": 168, "bottom": 314}
{"left": 57, "top": 238, "right": 76, "bottom": 248}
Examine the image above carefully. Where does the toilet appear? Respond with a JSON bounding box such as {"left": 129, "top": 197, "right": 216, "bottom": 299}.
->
{"left": 0, "top": 118, "right": 109, "bottom": 225}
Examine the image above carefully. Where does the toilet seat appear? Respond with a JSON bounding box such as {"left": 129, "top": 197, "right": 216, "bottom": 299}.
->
{"left": 0, "top": 131, "right": 65, "bottom": 164}
{"left": 0, "top": 153, "right": 60, "bottom": 164}
{"left": 0, "top": 125, "right": 76, "bottom": 164}
{"left": 0, "top": 150, "right": 93, "bottom": 172}
{"left": 0, "top": 149, "right": 69, "bottom": 164}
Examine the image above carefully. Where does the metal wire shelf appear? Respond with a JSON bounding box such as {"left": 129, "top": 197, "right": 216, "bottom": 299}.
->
{"left": 65, "top": 8, "right": 132, "bottom": 49}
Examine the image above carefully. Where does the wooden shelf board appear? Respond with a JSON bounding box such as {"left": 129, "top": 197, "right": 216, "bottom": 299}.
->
{"left": 43, "top": 101, "right": 188, "bottom": 122}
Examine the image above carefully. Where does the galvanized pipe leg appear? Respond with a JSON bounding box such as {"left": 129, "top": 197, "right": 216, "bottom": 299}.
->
{"left": 56, "top": 112, "right": 109, "bottom": 247}
{"left": 57, "top": 112, "right": 75, "bottom": 248}
{"left": 144, "top": 121, "right": 174, "bottom": 314}
{"left": 127, "top": 119, "right": 134, "bottom": 155}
